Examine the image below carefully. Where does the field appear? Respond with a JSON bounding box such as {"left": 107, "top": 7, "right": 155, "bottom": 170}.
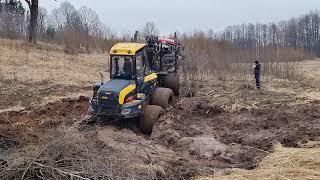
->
{"left": 1, "top": 40, "right": 320, "bottom": 179}
{"left": 0, "top": 39, "right": 108, "bottom": 111}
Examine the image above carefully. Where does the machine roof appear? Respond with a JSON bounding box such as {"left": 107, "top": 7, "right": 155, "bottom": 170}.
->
{"left": 110, "top": 43, "right": 146, "bottom": 56}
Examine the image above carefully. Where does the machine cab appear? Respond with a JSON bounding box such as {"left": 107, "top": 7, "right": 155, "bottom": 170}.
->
{"left": 110, "top": 43, "right": 151, "bottom": 82}
{"left": 89, "top": 43, "right": 157, "bottom": 118}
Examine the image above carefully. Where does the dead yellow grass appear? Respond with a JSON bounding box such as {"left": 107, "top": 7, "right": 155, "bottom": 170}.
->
{"left": 298, "top": 59, "right": 320, "bottom": 89}
{"left": 300, "top": 59, "right": 320, "bottom": 79}
{"left": 0, "top": 39, "right": 109, "bottom": 86}
{"left": 0, "top": 39, "right": 109, "bottom": 110}
{"left": 195, "top": 143, "right": 320, "bottom": 180}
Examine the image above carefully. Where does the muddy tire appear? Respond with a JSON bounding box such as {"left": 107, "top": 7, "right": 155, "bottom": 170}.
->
{"left": 151, "top": 88, "right": 175, "bottom": 109}
{"left": 140, "top": 105, "right": 163, "bottom": 134}
{"left": 164, "top": 73, "right": 180, "bottom": 95}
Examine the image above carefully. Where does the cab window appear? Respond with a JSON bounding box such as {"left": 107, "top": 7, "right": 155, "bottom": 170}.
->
{"left": 143, "top": 49, "right": 151, "bottom": 74}
{"left": 136, "top": 53, "right": 144, "bottom": 79}
{"left": 111, "top": 56, "right": 133, "bottom": 80}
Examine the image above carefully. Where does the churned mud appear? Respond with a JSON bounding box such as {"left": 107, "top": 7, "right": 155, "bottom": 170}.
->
{"left": 1, "top": 80, "right": 320, "bottom": 179}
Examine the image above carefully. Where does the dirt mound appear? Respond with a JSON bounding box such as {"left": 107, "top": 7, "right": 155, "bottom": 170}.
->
{"left": 151, "top": 96, "right": 320, "bottom": 177}
{"left": 0, "top": 96, "right": 89, "bottom": 125}
{"left": 228, "top": 102, "right": 320, "bottom": 149}
{"left": 0, "top": 96, "right": 89, "bottom": 152}
{"left": 190, "top": 101, "right": 225, "bottom": 116}
{"left": 175, "top": 137, "right": 227, "bottom": 160}
{"left": 202, "top": 144, "right": 320, "bottom": 180}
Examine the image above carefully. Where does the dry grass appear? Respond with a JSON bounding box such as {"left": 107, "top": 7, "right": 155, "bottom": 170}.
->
{"left": 0, "top": 39, "right": 109, "bottom": 86}
{"left": 0, "top": 127, "right": 159, "bottom": 180}
{"left": 299, "top": 59, "right": 320, "bottom": 88}
{"left": 182, "top": 32, "right": 306, "bottom": 83}
{"left": 300, "top": 59, "right": 320, "bottom": 79}
{"left": 0, "top": 39, "right": 109, "bottom": 110}
{"left": 195, "top": 143, "right": 320, "bottom": 180}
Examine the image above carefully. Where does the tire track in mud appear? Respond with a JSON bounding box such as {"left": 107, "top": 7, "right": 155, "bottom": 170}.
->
{"left": 1, "top": 94, "right": 320, "bottom": 179}
{"left": 151, "top": 97, "right": 320, "bottom": 177}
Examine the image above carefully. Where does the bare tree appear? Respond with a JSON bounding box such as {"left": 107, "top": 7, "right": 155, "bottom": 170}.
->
{"left": 25, "top": 0, "right": 38, "bottom": 43}
{"left": 143, "top": 21, "right": 160, "bottom": 37}
{"left": 0, "top": 0, "right": 26, "bottom": 38}
{"left": 51, "top": 1, "right": 75, "bottom": 30}
{"left": 79, "top": 6, "right": 100, "bottom": 52}
{"left": 50, "top": 1, "right": 78, "bottom": 50}
{"left": 100, "top": 25, "right": 116, "bottom": 40}
{"left": 37, "top": 7, "right": 47, "bottom": 40}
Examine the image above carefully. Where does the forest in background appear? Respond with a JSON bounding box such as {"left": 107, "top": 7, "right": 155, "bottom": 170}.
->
{"left": 0, "top": 0, "right": 319, "bottom": 79}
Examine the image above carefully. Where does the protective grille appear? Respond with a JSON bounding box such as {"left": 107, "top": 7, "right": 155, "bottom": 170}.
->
{"left": 98, "top": 92, "right": 120, "bottom": 114}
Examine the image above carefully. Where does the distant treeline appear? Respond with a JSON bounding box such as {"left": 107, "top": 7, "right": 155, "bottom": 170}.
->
{"left": 180, "top": 11, "right": 320, "bottom": 80}
{"left": 0, "top": 0, "right": 26, "bottom": 39}
{"left": 0, "top": 0, "right": 163, "bottom": 53}
{"left": 217, "top": 10, "right": 320, "bottom": 57}
{"left": 0, "top": 0, "right": 319, "bottom": 59}
{"left": 0, "top": 0, "right": 118, "bottom": 53}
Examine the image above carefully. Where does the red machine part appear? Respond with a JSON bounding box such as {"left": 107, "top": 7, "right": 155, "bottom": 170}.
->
{"left": 158, "top": 38, "right": 176, "bottom": 46}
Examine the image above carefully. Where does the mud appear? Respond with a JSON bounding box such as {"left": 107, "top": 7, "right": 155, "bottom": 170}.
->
{"left": 151, "top": 97, "right": 320, "bottom": 176}
{"left": 1, "top": 79, "right": 320, "bottom": 179}
{"left": 0, "top": 96, "right": 89, "bottom": 151}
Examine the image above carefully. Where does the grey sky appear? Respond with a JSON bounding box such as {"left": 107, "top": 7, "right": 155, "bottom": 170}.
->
{"left": 40, "top": 0, "right": 320, "bottom": 35}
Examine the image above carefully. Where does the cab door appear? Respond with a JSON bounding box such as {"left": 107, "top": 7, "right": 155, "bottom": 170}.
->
{"left": 135, "top": 52, "right": 146, "bottom": 93}
{"left": 136, "top": 50, "right": 155, "bottom": 96}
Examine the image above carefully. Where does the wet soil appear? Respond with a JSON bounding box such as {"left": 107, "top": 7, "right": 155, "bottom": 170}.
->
{"left": 1, "top": 80, "right": 320, "bottom": 179}
{"left": 0, "top": 96, "right": 89, "bottom": 152}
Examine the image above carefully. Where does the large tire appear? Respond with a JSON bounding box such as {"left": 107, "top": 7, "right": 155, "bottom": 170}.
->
{"left": 164, "top": 73, "right": 180, "bottom": 95}
{"left": 151, "top": 88, "right": 175, "bottom": 109}
{"left": 140, "top": 105, "right": 163, "bottom": 134}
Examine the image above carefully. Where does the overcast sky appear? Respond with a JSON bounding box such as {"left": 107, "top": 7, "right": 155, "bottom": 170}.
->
{"left": 39, "top": 0, "right": 320, "bottom": 35}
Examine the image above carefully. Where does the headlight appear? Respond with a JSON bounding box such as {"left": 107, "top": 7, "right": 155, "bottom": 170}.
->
{"left": 121, "top": 109, "right": 131, "bottom": 115}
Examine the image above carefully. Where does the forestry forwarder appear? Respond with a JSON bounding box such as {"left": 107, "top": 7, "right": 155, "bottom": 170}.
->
{"left": 88, "top": 38, "right": 182, "bottom": 134}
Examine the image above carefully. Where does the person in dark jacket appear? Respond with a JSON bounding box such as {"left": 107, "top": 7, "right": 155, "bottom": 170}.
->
{"left": 254, "top": 61, "right": 261, "bottom": 89}
{"left": 123, "top": 57, "right": 132, "bottom": 76}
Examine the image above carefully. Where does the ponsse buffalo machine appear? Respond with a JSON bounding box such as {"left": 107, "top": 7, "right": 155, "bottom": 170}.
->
{"left": 89, "top": 34, "right": 183, "bottom": 134}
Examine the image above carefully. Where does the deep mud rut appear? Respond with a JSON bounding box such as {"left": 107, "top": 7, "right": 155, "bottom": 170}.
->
{"left": 1, "top": 80, "right": 320, "bottom": 179}
{"left": 0, "top": 96, "right": 89, "bottom": 151}
{"left": 151, "top": 98, "right": 320, "bottom": 177}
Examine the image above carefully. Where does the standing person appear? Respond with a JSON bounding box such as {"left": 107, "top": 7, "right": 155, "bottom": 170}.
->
{"left": 254, "top": 61, "right": 261, "bottom": 89}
